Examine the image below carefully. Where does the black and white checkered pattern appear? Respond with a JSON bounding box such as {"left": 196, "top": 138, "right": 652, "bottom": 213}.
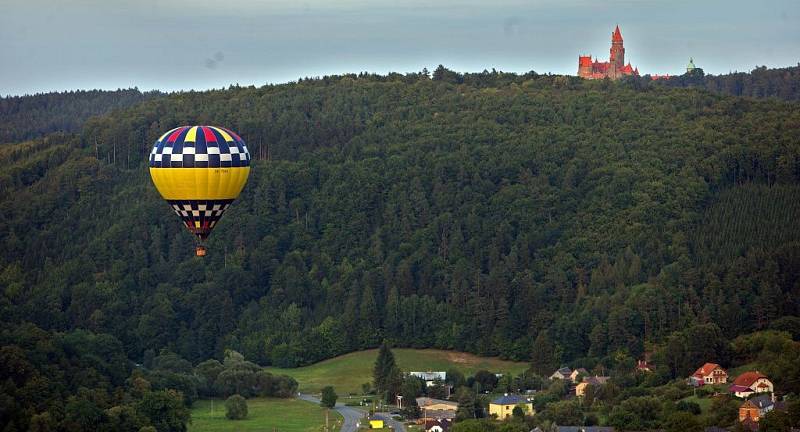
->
{"left": 168, "top": 199, "right": 234, "bottom": 240}
{"left": 148, "top": 126, "right": 251, "bottom": 169}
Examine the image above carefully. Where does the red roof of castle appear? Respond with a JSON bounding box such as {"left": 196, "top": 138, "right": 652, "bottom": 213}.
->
{"left": 734, "top": 371, "right": 768, "bottom": 387}
{"left": 592, "top": 60, "right": 610, "bottom": 73}
{"left": 579, "top": 56, "right": 592, "bottom": 67}
{"left": 612, "top": 25, "right": 623, "bottom": 42}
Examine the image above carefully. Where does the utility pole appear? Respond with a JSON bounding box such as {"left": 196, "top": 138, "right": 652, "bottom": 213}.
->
{"left": 325, "top": 409, "right": 329, "bottom": 432}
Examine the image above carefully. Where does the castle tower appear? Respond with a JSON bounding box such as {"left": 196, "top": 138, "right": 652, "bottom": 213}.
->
{"left": 610, "top": 25, "right": 625, "bottom": 77}
{"left": 686, "top": 57, "right": 696, "bottom": 73}
{"left": 578, "top": 55, "right": 593, "bottom": 78}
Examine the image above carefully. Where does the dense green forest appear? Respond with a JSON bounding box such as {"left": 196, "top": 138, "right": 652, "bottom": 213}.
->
{"left": 1, "top": 66, "right": 800, "bottom": 431}
{"left": 657, "top": 64, "right": 800, "bottom": 101}
{"left": 0, "top": 89, "right": 163, "bottom": 144}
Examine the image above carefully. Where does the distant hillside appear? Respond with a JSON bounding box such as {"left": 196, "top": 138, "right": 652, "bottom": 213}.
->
{"left": 2, "top": 65, "right": 800, "bottom": 432}
{"left": 0, "top": 88, "right": 164, "bottom": 143}
{"left": 654, "top": 64, "right": 800, "bottom": 101}
{"left": 1, "top": 67, "right": 798, "bottom": 369}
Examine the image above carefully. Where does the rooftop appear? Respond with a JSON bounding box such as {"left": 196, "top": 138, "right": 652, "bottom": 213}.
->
{"left": 743, "top": 394, "right": 774, "bottom": 410}
{"left": 693, "top": 362, "right": 723, "bottom": 377}
{"left": 491, "top": 394, "right": 528, "bottom": 405}
{"left": 416, "top": 397, "right": 457, "bottom": 408}
{"left": 612, "top": 25, "right": 623, "bottom": 42}
{"left": 734, "top": 371, "right": 768, "bottom": 387}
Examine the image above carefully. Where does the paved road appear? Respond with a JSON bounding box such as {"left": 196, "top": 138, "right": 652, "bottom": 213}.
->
{"left": 297, "top": 394, "right": 406, "bottom": 432}
{"left": 297, "top": 393, "right": 364, "bottom": 432}
{"left": 372, "top": 411, "right": 407, "bottom": 432}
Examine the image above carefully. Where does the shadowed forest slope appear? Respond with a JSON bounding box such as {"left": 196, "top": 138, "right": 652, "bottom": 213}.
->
{"left": 1, "top": 70, "right": 799, "bottom": 373}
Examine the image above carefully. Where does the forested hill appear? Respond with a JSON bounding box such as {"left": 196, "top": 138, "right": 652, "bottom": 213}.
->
{"left": 655, "top": 64, "right": 800, "bottom": 101}
{"left": 0, "top": 88, "right": 164, "bottom": 143}
{"left": 1, "top": 68, "right": 800, "bottom": 384}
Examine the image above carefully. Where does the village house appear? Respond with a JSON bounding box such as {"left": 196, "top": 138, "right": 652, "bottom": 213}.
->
{"left": 570, "top": 368, "right": 589, "bottom": 383}
{"left": 416, "top": 397, "right": 457, "bottom": 421}
{"left": 409, "top": 371, "right": 447, "bottom": 387}
{"left": 690, "top": 363, "right": 728, "bottom": 386}
{"left": 575, "top": 376, "right": 610, "bottom": 397}
{"left": 554, "top": 427, "right": 616, "bottom": 432}
{"left": 424, "top": 418, "right": 452, "bottom": 432}
{"left": 739, "top": 394, "right": 775, "bottom": 422}
{"left": 550, "top": 367, "right": 572, "bottom": 380}
{"left": 489, "top": 394, "right": 534, "bottom": 420}
{"left": 730, "top": 371, "right": 774, "bottom": 398}
{"left": 636, "top": 359, "right": 652, "bottom": 372}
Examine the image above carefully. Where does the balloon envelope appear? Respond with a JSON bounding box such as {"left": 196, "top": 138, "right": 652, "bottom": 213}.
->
{"left": 149, "top": 125, "right": 250, "bottom": 242}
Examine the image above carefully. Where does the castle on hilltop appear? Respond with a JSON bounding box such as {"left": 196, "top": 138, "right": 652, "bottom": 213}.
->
{"left": 578, "top": 25, "right": 639, "bottom": 80}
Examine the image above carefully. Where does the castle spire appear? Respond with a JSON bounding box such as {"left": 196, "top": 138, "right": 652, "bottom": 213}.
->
{"left": 612, "top": 25, "right": 623, "bottom": 42}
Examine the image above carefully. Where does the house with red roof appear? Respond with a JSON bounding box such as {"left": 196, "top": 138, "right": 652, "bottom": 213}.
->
{"left": 689, "top": 363, "right": 728, "bottom": 386}
{"left": 636, "top": 359, "right": 652, "bottom": 373}
{"left": 730, "top": 371, "right": 774, "bottom": 398}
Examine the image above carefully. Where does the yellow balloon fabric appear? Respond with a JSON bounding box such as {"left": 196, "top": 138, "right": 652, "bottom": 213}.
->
{"left": 149, "top": 167, "right": 250, "bottom": 200}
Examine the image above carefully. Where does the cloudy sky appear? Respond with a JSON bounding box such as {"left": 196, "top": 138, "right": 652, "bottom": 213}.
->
{"left": 1, "top": 0, "right": 798, "bottom": 95}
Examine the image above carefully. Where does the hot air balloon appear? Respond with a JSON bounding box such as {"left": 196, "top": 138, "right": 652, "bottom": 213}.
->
{"left": 149, "top": 126, "right": 250, "bottom": 256}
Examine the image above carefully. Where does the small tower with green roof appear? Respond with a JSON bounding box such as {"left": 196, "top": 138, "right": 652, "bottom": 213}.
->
{"left": 686, "top": 57, "right": 697, "bottom": 74}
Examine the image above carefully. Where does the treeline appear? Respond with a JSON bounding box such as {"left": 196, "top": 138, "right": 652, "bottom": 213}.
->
{"left": 0, "top": 323, "right": 190, "bottom": 432}
{"left": 0, "top": 88, "right": 163, "bottom": 143}
{"left": 653, "top": 64, "right": 800, "bottom": 101}
{"left": 146, "top": 349, "right": 297, "bottom": 403}
{"left": 0, "top": 322, "right": 296, "bottom": 431}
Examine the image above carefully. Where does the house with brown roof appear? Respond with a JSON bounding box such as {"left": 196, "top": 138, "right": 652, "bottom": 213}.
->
{"left": 730, "top": 371, "right": 773, "bottom": 398}
{"left": 739, "top": 395, "right": 775, "bottom": 422}
{"left": 575, "top": 376, "right": 610, "bottom": 397}
{"left": 416, "top": 397, "right": 457, "bottom": 421}
{"left": 570, "top": 368, "right": 589, "bottom": 383}
{"left": 690, "top": 363, "right": 728, "bottom": 386}
{"left": 550, "top": 367, "right": 572, "bottom": 380}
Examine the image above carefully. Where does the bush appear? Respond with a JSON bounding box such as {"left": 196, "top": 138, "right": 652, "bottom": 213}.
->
{"left": 676, "top": 400, "right": 701, "bottom": 415}
{"left": 321, "top": 386, "right": 337, "bottom": 408}
{"left": 694, "top": 387, "right": 713, "bottom": 398}
{"left": 225, "top": 394, "right": 248, "bottom": 420}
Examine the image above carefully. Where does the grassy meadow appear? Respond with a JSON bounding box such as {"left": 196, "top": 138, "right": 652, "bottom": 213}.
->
{"left": 189, "top": 398, "right": 342, "bottom": 432}
{"left": 264, "top": 348, "right": 529, "bottom": 394}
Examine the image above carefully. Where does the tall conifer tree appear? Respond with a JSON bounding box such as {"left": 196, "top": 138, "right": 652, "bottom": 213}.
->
{"left": 373, "top": 340, "right": 392, "bottom": 395}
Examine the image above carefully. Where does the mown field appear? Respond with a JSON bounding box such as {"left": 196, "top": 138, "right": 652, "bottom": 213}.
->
{"left": 189, "top": 398, "right": 343, "bottom": 432}
{"left": 264, "top": 348, "right": 529, "bottom": 394}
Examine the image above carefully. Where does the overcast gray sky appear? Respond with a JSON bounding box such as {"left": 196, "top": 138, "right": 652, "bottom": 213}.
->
{"left": 1, "top": 0, "right": 798, "bottom": 95}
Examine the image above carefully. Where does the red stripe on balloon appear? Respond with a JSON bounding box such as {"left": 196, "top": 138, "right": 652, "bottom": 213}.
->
{"left": 167, "top": 126, "right": 187, "bottom": 143}
{"left": 201, "top": 126, "right": 217, "bottom": 143}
